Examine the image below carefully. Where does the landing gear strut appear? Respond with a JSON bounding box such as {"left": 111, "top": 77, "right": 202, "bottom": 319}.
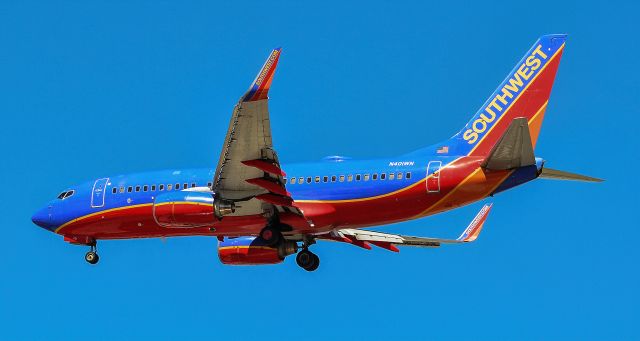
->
{"left": 296, "top": 249, "right": 319, "bottom": 272}
{"left": 85, "top": 243, "right": 99, "bottom": 265}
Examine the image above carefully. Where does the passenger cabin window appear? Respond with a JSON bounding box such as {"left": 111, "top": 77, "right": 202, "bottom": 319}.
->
{"left": 347, "top": 175, "right": 353, "bottom": 182}
{"left": 339, "top": 175, "right": 345, "bottom": 182}
{"left": 119, "top": 186, "right": 125, "bottom": 193}
{"left": 397, "top": 172, "right": 403, "bottom": 180}
{"left": 135, "top": 186, "right": 141, "bottom": 192}
{"left": 389, "top": 173, "right": 395, "bottom": 180}
{"left": 315, "top": 176, "right": 320, "bottom": 183}
{"left": 380, "top": 173, "right": 386, "bottom": 180}
{"left": 306, "top": 177, "right": 312, "bottom": 184}
{"left": 143, "top": 185, "right": 148, "bottom": 192}
{"left": 184, "top": 183, "right": 188, "bottom": 189}
{"left": 191, "top": 183, "right": 196, "bottom": 188}
{"left": 127, "top": 186, "right": 133, "bottom": 193}
{"left": 175, "top": 183, "right": 180, "bottom": 190}
{"left": 159, "top": 184, "right": 165, "bottom": 191}
{"left": 207, "top": 182, "right": 212, "bottom": 188}
{"left": 151, "top": 185, "right": 156, "bottom": 191}
{"left": 331, "top": 175, "right": 337, "bottom": 182}
{"left": 323, "top": 176, "right": 328, "bottom": 183}
{"left": 298, "top": 177, "right": 304, "bottom": 184}
{"left": 364, "top": 174, "right": 370, "bottom": 181}
{"left": 406, "top": 172, "right": 412, "bottom": 179}
{"left": 290, "top": 178, "right": 295, "bottom": 185}
{"left": 372, "top": 174, "right": 378, "bottom": 180}
{"left": 112, "top": 187, "right": 117, "bottom": 194}
{"left": 356, "top": 174, "right": 361, "bottom": 181}
{"left": 167, "top": 184, "right": 173, "bottom": 190}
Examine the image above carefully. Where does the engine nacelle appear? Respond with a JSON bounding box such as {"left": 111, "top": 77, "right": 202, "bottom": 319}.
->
{"left": 153, "top": 191, "right": 215, "bottom": 228}
{"left": 218, "top": 236, "right": 297, "bottom": 265}
{"left": 153, "top": 191, "right": 237, "bottom": 228}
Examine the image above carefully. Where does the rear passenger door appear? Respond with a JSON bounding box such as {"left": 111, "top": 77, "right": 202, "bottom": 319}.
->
{"left": 426, "top": 161, "right": 442, "bottom": 193}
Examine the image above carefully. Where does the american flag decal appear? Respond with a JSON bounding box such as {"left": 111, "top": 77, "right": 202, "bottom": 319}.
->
{"left": 437, "top": 146, "right": 449, "bottom": 154}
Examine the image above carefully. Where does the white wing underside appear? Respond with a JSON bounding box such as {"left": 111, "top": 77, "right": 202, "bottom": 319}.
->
{"left": 211, "top": 48, "right": 304, "bottom": 220}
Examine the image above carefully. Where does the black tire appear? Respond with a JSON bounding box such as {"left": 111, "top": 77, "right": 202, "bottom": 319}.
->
{"left": 85, "top": 251, "right": 99, "bottom": 264}
{"left": 307, "top": 253, "right": 320, "bottom": 272}
{"left": 296, "top": 250, "right": 314, "bottom": 269}
{"left": 259, "top": 226, "right": 282, "bottom": 247}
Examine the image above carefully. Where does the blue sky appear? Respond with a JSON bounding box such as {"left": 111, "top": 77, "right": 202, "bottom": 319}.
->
{"left": 1, "top": 0, "right": 638, "bottom": 340}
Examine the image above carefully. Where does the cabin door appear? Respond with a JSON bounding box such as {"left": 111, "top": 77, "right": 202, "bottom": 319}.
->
{"left": 426, "top": 161, "right": 442, "bottom": 193}
{"left": 91, "top": 178, "right": 109, "bottom": 208}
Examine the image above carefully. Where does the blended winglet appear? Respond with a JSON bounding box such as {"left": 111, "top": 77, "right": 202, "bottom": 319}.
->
{"left": 242, "top": 48, "right": 282, "bottom": 102}
{"left": 456, "top": 203, "right": 493, "bottom": 242}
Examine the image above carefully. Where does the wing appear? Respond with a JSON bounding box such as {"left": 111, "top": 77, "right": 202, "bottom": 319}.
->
{"left": 212, "top": 49, "right": 307, "bottom": 222}
{"left": 320, "top": 204, "right": 493, "bottom": 251}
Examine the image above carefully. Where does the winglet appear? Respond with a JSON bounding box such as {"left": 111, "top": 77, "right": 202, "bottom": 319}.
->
{"left": 242, "top": 48, "right": 282, "bottom": 102}
{"left": 457, "top": 204, "right": 493, "bottom": 242}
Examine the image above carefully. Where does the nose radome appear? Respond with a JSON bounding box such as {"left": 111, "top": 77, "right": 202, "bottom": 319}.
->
{"left": 31, "top": 207, "right": 53, "bottom": 230}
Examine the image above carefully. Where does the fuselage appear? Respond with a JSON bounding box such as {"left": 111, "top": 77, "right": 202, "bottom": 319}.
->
{"left": 31, "top": 150, "right": 544, "bottom": 242}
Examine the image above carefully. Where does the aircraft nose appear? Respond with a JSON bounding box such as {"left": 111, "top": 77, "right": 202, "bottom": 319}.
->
{"left": 31, "top": 206, "right": 54, "bottom": 230}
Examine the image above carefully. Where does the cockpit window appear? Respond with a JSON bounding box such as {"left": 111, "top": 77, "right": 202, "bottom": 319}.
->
{"left": 57, "top": 190, "right": 75, "bottom": 200}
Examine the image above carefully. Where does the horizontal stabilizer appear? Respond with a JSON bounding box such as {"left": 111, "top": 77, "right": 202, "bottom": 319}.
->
{"left": 539, "top": 168, "right": 603, "bottom": 182}
{"left": 483, "top": 118, "right": 535, "bottom": 170}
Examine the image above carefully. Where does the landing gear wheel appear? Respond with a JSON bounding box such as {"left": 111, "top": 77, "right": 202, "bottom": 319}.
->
{"left": 85, "top": 251, "right": 99, "bottom": 264}
{"left": 307, "top": 253, "right": 320, "bottom": 271}
{"left": 259, "top": 226, "right": 282, "bottom": 247}
{"left": 296, "top": 249, "right": 320, "bottom": 272}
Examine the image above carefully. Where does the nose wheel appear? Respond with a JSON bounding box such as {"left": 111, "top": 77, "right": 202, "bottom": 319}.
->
{"left": 296, "top": 249, "right": 319, "bottom": 272}
{"left": 85, "top": 243, "right": 99, "bottom": 265}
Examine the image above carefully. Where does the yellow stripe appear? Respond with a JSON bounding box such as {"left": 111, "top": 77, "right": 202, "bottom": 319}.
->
{"left": 218, "top": 246, "right": 274, "bottom": 251}
{"left": 468, "top": 43, "right": 565, "bottom": 155}
{"left": 54, "top": 203, "right": 153, "bottom": 234}
{"left": 413, "top": 167, "right": 483, "bottom": 218}
{"left": 154, "top": 201, "right": 212, "bottom": 207}
{"left": 528, "top": 100, "right": 548, "bottom": 125}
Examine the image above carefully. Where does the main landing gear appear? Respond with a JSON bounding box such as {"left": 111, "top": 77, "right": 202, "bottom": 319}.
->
{"left": 295, "top": 237, "right": 319, "bottom": 271}
{"left": 296, "top": 249, "right": 319, "bottom": 272}
{"left": 260, "top": 227, "right": 320, "bottom": 271}
{"left": 85, "top": 242, "right": 99, "bottom": 265}
{"left": 259, "top": 226, "right": 283, "bottom": 247}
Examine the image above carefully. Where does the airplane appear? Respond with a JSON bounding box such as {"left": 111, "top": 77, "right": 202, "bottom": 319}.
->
{"left": 31, "top": 34, "right": 602, "bottom": 271}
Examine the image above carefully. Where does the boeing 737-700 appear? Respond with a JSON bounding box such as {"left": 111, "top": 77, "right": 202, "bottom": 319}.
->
{"left": 31, "top": 34, "right": 601, "bottom": 271}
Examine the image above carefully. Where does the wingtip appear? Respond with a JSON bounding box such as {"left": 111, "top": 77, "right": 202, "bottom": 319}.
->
{"left": 457, "top": 203, "right": 493, "bottom": 242}
{"left": 242, "top": 49, "right": 282, "bottom": 102}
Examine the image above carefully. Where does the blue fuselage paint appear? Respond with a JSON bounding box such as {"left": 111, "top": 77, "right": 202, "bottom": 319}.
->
{"left": 31, "top": 150, "right": 543, "bottom": 234}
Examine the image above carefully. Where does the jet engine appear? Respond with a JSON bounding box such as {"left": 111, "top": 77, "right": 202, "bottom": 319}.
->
{"left": 218, "top": 236, "right": 297, "bottom": 265}
{"left": 153, "top": 191, "right": 235, "bottom": 228}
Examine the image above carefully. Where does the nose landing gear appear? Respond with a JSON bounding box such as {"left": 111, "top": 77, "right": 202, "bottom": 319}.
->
{"left": 85, "top": 243, "right": 99, "bottom": 265}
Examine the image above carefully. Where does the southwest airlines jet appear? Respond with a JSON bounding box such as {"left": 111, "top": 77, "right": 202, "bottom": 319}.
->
{"left": 32, "top": 34, "right": 601, "bottom": 271}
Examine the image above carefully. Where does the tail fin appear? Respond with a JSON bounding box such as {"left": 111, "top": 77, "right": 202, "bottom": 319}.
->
{"left": 450, "top": 34, "right": 567, "bottom": 157}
